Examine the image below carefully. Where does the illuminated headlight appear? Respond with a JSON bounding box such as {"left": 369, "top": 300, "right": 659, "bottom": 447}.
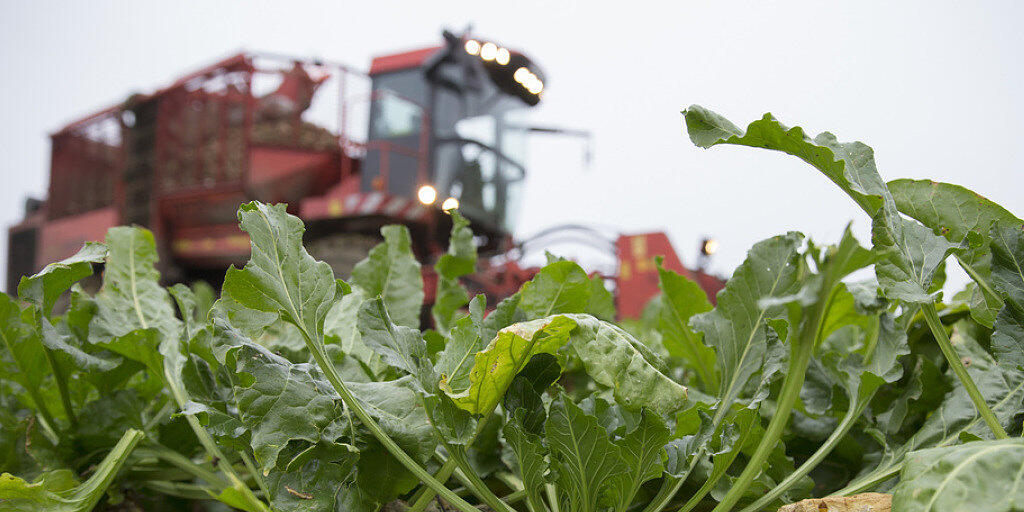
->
{"left": 496, "top": 48, "right": 510, "bottom": 65}
{"left": 417, "top": 185, "right": 437, "bottom": 205}
{"left": 514, "top": 67, "right": 531, "bottom": 83}
{"left": 464, "top": 39, "right": 481, "bottom": 56}
{"left": 480, "top": 42, "right": 498, "bottom": 61}
{"left": 702, "top": 238, "right": 719, "bottom": 256}
{"left": 525, "top": 77, "right": 544, "bottom": 94}
{"left": 441, "top": 197, "right": 460, "bottom": 211}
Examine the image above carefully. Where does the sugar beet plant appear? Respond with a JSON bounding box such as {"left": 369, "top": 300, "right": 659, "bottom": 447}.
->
{"left": 1, "top": 107, "right": 1023, "bottom": 512}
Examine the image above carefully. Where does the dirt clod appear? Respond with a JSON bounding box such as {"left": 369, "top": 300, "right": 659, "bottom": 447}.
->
{"left": 776, "top": 492, "right": 891, "bottom": 512}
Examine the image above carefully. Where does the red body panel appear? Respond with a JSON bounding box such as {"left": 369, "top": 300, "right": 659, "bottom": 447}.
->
{"left": 368, "top": 46, "right": 441, "bottom": 75}
{"left": 37, "top": 207, "right": 118, "bottom": 267}
{"left": 614, "top": 232, "right": 725, "bottom": 318}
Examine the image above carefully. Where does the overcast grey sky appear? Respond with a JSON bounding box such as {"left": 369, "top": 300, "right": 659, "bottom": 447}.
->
{"left": 2, "top": 1, "right": 1022, "bottom": 283}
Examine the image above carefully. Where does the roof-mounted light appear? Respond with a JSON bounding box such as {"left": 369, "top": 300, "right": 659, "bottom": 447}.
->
{"left": 480, "top": 42, "right": 498, "bottom": 61}
{"left": 496, "top": 48, "right": 510, "bottom": 65}
{"left": 464, "top": 39, "right": 481, "bottom": 56}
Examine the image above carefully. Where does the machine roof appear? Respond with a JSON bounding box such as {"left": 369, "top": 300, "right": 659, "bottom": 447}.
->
{"left": 368, "top": 46, "right": 441, "bottom": 75}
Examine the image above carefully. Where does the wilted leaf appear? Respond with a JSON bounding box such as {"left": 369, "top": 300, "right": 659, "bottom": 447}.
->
{"left": 441, "top": 315, "right": 576, "bottom": 416}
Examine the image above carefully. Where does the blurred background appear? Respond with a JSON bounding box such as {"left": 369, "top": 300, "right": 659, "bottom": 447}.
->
{"left": 2, "top": 1, "right": 1022, "bottom": 302}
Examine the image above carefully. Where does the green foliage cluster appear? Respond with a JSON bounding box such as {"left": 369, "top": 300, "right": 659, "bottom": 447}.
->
{"left": 1, "top": 107, "right": 1023, "bottom": 512}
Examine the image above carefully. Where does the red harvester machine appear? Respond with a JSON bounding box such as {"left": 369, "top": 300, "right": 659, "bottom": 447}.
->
{"left": 6, "top": 30, "right": 724, "bottom": 318}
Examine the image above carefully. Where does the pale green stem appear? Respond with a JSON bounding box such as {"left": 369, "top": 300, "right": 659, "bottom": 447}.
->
{"left": 165, "top": 369, "right": 269, "bottom": 512}
{"left": 408, "top": 412, "right": 493, "bottom": 512}
{"left": 42, "top": 347, "right": 77, "bottom": 428}
{"left": 641, "top": 476, "right": 684, "bottom": 512}
{"left": 449, "top": 445, "right": 517, "bottom": 512}
{"left": 304, "top": 340, "right": 479, "bottom": 512}
{"left": 143, "top": 400, "right": 175, "bottom": 433}
{"left": 546, "top": 483, "right": 561, "bottom": 512}
{"left": 505, "top": 490, "right": 527, "bottom": 504}
{"left": 69, "top": 429, "right": 145, "bottom": 510}
{"left": 135, "top": 445, "right": 228, "bottom": 488}
{"left": 240, "top": 449, "right": 271, "bottom": 499}
{"left": 407, "top": 458, "right": 458, "bottom": 512}
{"left": 742, "top": 315, "right": 883, "bottom": 512}
{"left": 497, "top": 471, "right": 546, "bottom": 512}
{"left": 710, "top": 337, "right": 815, "bottom": 512}
{"left": 920, "top": 302, "right": 1008, "bottom": 439}
{"left": 740, "top": 392, "right": 870, "bottom": 512}
{"left": 956, "top": 255, "right": 1003, "bottom": 307}
{"left": 144, "top": 480, "right": 218, "bottom": 500}
{"left": 708, "top": 279, "right": 836, "bottom": 512}
{"left": 831, "top": 463, "right": 903, "bottom": 497}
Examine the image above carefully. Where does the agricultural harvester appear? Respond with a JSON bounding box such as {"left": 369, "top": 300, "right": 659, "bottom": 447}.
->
{"left": 5, "top": 30, "right": 724, "bottom": 319}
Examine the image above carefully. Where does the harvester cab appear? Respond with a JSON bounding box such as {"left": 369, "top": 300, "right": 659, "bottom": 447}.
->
{"left": 356, "top": 30, "right": 546, "bottom": 246}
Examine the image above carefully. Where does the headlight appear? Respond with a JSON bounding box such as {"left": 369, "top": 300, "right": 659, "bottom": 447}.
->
{"left": 464, "top": 39, "right": 481, "bottom": 56}
{"left": 496, "top": 48, "right": 510, "bottom": 65}
{"left": 417, "top": 185, "right": 437, "bottom": 205}
{"left": 480, "top": 42, "right": 498, "bottom": 61}
{"left": 441, "top": 197, "right": 460, "bottom": 211}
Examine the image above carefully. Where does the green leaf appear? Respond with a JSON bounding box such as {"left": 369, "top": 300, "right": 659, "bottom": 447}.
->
{"left": 608, "top": 411, "right": 670, "bottom": 512}
{"left": 520, "top": 260, "right": 591, "bottom": 318}
{"left": 892, "top": 438, "right": 1024, "bottom": 512}
{"left": 991, "top": 307, "right": 1024, "bottom": 372}
{"left": 655, "top": 259, "right": 717, "bottom": 391}
{"left": 502, "top": 418, "right": 549, "bottom": 512}
{"left": 989, "top": 221, "right": 1024, "bottom": 372}
{"left": 441, "top": 315, "right": 577, "bottom": 416}
{"left": 222, "top": 202, "right": 338, "bottom": 351}
{"left": 231, "top": 343, "right": 346, "bottom": 474}
{"left": 324, "top": 285, "right": 380, "bottom": 374}
{"left": 545, "top": 395, "right": 628, "bottom": 512}
{"left": 503, "top": 353, "right": 561, "bottom": 434}
{"left": 481, "top": 293, "right": 524, "bottom": 344}
{"left": 889, "top": 179, "right": 1020, "bottom": 262}
{"left": 348, "top": 378, "right": 437, "bottom": 500}
{"left": 433, "top": 210, "right": 477, "bottom": 332}
{"left": 872, "top": 214, "right": 956, "bottom": 303}
{"left": 357, "top": 297, "right": 432, "bottom": 390}
{"left": 265, "top": 441, "right": 362, "bottom": 512}
{"left": 889, "top": 179, "right": 1020, "bottom": 325}
{"left": 564, "top": 315, "right": 688, "bottom": 417}
{"left": 434, "top": 296, "right": 487, "bottom": 394}
{"left": 18, "top": 242, "right": 106, "bottom": 317}
{"left": 0, "top": 295, "right": 49, "bottom": 409}
{"left": 0, "top": 428, "right": 143, "bottom": 512}
{"left": 842, "top": 324, "right": 1024, "bottom": 493}
{"left": 89, "top": 227, "right": 182, "bottom": 352}
{"left": 169, "top": 283, "right": 204, "bottom": 341}
{"left": 351, "top": 225, "right": 424, "bottom": 329}
{"left": 684, "top": 106, "right": 885, "bottom": 214}
{"left": 683, "top": 106, "right": 952, "bottom": 304}
{"left": 990, "top": 221, "right": 1024, "bottom": 312}
{"left": 37, "top": 314, "right": 117, "bottom": 373}
{"left": 586, "top": 275, "right": 617, "bottom": 321}
{"left": 692, "top": 232, "right": 802, "bottom": 409}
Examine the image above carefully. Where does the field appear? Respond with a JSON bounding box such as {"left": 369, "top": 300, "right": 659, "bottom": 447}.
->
{"left": 1, "top": 106, "right": 1022, "bottom": 512}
